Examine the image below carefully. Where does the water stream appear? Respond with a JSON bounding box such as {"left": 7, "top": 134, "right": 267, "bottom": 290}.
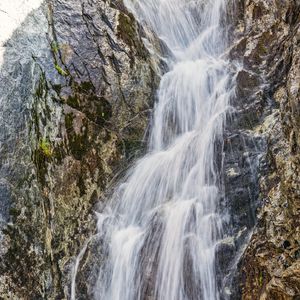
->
{"left": 92, "top": 0, "right": 236, "bottom": 299}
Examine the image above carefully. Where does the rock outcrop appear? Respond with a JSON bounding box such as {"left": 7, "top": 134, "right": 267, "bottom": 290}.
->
{"left": 229, "top": 1, "right": 300, "bottom": 299}
{"left": 0, "top": 0, "right": 299, "bottom": 299}
{"left": 0, "top": 0, "right": 159, "bottom": 298}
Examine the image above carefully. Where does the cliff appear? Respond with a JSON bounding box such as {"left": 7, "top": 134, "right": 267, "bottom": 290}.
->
{"left": 230, "top": 0, "right": 300, "bottom": 299}
{"left": 0, "top": 0, "right": 299, "bottom": 299}
{"left": 0, "top": 0, "right": 160, "bottom": 298}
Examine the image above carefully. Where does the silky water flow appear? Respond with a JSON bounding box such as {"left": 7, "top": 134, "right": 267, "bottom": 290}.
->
{"left": 74, "top": 0, "right": 238, "bottom": 299}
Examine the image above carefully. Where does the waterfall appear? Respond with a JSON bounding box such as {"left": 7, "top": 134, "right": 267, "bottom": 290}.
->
{"left": 92, "top": 0, "right": 236, "bottom": 299}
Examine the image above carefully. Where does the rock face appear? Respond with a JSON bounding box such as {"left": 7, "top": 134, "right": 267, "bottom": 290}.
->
{"left": 0, "top": 0, "right": 299, "bottom": 299}
{"left": 229, "top": 1, "right": 300, "bottom": 299}
{"left": 0, "top": 0, "right": 159, "bottom": 298}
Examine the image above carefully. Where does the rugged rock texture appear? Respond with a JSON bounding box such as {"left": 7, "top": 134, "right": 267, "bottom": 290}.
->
{"left": 0, "top": 0, "right": 299, "bottom": 299}
{"left": 0, "top": 0, "right": 159, "bottom": 298}
{"left": 230, "top": 1, "right": 300, "bottom": 299}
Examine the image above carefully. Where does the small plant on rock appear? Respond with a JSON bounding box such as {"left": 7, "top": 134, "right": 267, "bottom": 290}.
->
{"left": 39, "top": 138, "right": 52, "bottom": 158}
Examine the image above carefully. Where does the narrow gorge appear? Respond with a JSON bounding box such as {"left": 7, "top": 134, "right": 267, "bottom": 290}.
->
{"left": 0, "top": 0, "right": 299, "bottom": 299}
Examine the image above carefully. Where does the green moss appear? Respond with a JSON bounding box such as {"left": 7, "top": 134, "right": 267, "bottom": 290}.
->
{"left": 78, "top": 81, "right": 94, "bottom": 93}
{"left": 65, "top": 114, "right": 89, "bottom": 160}
{"left": 51, "top": 41, "right": 60, "bottom": 54}
{"left": 39, "top": 138, "right": 52, "bottom": 158}
{"left": 117, "top": 13, "right": 135, "bottom": 47}
{"left": 67, "top": 95, "right": 80, "bottom": 108}
{"left": 35, "top": 72, "right": 48, "bottom": 99}
{"left": 9, "top": 207, "right": 21, "bottom": 219}
{"left": 69, "top": 132, "right": 89, "bottom": 160}
{"left": 55, "top": 64, "right": 69, "bottom": 76}
{"left": 66, "top": 82, "right": 112, "bottom": 125}
{"left": 65, "top": 113, "right": 74, "bottom": 129}
{"left": 52, "top": 84, "right": 62, "bottom": 94}
{"left": 116, "top": 12, "right": 147, "bottom": 59}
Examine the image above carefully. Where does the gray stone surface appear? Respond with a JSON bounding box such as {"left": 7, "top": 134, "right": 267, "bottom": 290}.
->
{"left": 0, "top": 0, "right": 160, "bottom": 298}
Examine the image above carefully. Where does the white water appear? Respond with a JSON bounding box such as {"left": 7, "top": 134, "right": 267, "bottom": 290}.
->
{"left": 91, "top": 0, "right": 236, "bottom": 299}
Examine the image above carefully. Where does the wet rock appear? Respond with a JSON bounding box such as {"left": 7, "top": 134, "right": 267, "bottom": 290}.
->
{"left": 0, "top": 0, "right": 160, "bottom": 298}
{"left": 227, "top": 0, "right": 300, "bottom": 299}
{"left": 236, "top": 70, "right": 260, "bottom": 100}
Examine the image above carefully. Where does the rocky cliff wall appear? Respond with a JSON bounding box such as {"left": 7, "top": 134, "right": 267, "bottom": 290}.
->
{"left": 0, "top": 0, "right": 299, "bottom": 299}
{"left": 0, "top": 0, "right": 160, "bottom": 298}
{"left": 230, "top": 1, "right": 300, "bottom": 299}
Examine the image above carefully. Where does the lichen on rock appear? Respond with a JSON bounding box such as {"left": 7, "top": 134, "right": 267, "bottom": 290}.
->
{"left": 228, "top": 1, "right": 300, "bottom": 299}
{"left": 0, "top": 0, "right": 160, "bottom": 298}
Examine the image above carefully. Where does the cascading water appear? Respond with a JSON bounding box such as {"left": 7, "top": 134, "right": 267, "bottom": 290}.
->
{"left": 91, "top": 0, "right": 236, "bottom": 299}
